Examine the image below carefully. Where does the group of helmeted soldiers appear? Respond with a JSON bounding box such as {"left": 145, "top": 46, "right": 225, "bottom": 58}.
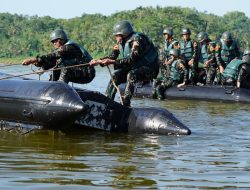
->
{"left": 22, "top": 20, "right": 250, "bottom": 104}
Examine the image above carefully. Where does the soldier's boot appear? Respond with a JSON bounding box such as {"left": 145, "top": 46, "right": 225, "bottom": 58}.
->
{"left": 122, "top": 96, "right": 131, "bottom": 107}
{"left": 156, "top": 86, "right": 165, "bottom": 100}
{"left": 151, "top": 88, "right": 157, "bottom": 99}
{"left": 58, "top": 68, "right": 70, "bottom": 83}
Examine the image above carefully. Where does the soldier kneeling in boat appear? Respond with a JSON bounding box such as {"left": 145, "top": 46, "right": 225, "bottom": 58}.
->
{"left": 152, "top": 49, "right": 188, "bottom": 100}
{"left": 221, "top": 48, "right": 250, "bottom": 89}
{"left": 22, "top": 29, "right": 95, "bottom": 84}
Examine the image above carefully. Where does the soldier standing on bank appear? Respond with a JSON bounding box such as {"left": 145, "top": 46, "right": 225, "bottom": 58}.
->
{"left": 90, "top": 20, "right": 159, "bottom": 107}
{"left": 179, "top": 28, "right": 198, "bottom": 85}
{"left": 22, "top": 29, "right": 95, "bottom": 84}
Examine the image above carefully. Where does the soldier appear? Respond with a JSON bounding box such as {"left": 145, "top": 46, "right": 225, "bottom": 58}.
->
{"left": 22, "top": 28, "right": 95, "bottom": 84}
{"left": 215, "top": 31, "right": 241, "bottom": 83}
{"left": 154, "top": 49, "right": 188, "bottom": 100}
{"left": 90, "top": 20, "right": 159, "bottom": 107}
{"left": 152, "top": 28, "right": 179, "bottom": 98}
{"left": 196, "top": 32, "right": 217, "bottom": 85}
{"left": 179, "top": 28, "right": 198, "bottom": 85}
{"left": 162, "top": 27, "right": 179, "bottom": 62}
{"left": 205, "top": 42, "right": 217, "bottom": 85}
{"left": 237, "top": 48, "right": 250, "bottom": 89}
{"left": 221, "top": 48, "right": 250, "bottom": 89}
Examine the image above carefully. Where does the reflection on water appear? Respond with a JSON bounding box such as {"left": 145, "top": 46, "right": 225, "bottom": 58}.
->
{"left": 0, "top": 65, "right": 250, "bottom": 189}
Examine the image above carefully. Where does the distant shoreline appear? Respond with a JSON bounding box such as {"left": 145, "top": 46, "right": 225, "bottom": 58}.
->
{"left": 0, "top": 57, "right": 26, "bottom": 64}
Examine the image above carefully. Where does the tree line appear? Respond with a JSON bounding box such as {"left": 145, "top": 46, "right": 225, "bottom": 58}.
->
{"left": 0, "top": 6, "right": 250, "bottom": 60}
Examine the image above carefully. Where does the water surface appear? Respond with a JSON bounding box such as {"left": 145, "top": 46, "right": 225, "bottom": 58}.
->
{"left": 0, "top": 65, "right": 250, "bottom": 189}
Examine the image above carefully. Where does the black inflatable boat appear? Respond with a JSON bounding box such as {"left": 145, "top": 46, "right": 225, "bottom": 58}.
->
{"left": 0, "top": 73, "right": 191, "bottom": 136}
{"left": 119, "top": 83, "right": 250, "bottom": 103}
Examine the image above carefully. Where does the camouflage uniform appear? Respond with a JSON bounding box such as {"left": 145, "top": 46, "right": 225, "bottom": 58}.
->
{"left": 215, "top": 31, "right": 241, "bottom": 84}
{"left": 179, "top": 28, "right": 198, "bottom": 84}
{"left": 36, "top": 29, "right": 95, "bottom": 84}
{"left": 105, "top": 21, "right": 159, "bottom": 106}
{"left": 238, "top": 63, "right": 250, "bottom": 89}
{"left": 221, "top": 59, "right": 245, "bottom": 86}
{"left": 205, "top": 42, "right": 217, "bottom": 85}
{"left": 222, "top": 48, "right": 250, "bottom": 88}
{"left": 196, "top": 32, "right": 217, "bottom": 85}
{"left": 153, "top": 28, "right": 179, "bottom": 97}
{"left": 154, "top": 49, "right": 188, "bottom": 100}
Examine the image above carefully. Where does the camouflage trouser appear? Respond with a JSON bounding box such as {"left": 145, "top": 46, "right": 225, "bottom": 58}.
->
{"left": 206, "top": 67, "right": 217, "bottom": 85}
{"left": 189, "top": 62, "right": 198, "bottom": 84}
{"left": 152, "top": 76, "right": 167, "bottom": 98}
{"left": 155, "top": 79, "right": 179, "bottom": 100}
{"left": 184, "top": 60, "right": 198, "bottom": 84}
{"left": 197, "top": 68, "right": 206, "bottom": 84}
{"left": 106, "top": 66, "right": 154, "bottom": 106}
{"left": 216, "top": 71, "right": 223, "bottom": 85}
{"left": 58, "top": 66, "right": 95, "bottom": 84}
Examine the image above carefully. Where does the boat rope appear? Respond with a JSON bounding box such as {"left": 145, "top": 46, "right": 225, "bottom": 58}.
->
{"left": 106, "top": 65, "right": 124, "bottom": 105}
{"left": 0, "top": 62, "right": 91, "bottom": 80}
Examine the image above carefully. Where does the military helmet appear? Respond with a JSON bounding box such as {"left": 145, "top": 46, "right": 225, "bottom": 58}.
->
{"left": 113, "top": 20, "right": 134, "bottom": 37}
{"left": 50, "top": 29, "right": 68, "bottom": 42}
{"left": 181, "top": 28, "right": 191, "bottom": 35}
{"left": 221, "top": 31, "right": 232, "bottom": 41}
{"left": 197, "top": 32, "right": 208, "bottom": 42}
{"left": 243, "top": 48, "right": 250, "bottom": 64}
{"left": 163, "top": 28, "right": 173, "bottom": 36}
{"left": 169, "top": 49, "right": 180, "bottom": 57}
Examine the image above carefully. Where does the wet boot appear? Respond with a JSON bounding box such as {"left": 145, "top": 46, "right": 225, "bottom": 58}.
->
{"left": 151, "top": 89, "right": 157, "bottom": 99}
{"left": 156, "top": 86, "right": 165, "bottom": 100}
{"left": 122, "top": 96, "right": 131, "bottom": 107}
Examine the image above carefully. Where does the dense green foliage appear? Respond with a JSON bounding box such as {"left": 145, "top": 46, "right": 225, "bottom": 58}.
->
{"left": 0, "top": 6, "right": 250, "bottom": 60}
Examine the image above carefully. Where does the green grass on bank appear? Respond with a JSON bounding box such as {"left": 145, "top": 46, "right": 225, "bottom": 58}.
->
{"left": 0, "top": 52, "right": 106, "bottom": 65}
{"left": 0, "top": 57, "right": 27, "bottom": 64}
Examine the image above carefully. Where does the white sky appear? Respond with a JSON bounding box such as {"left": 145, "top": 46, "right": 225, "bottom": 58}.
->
{"left": 0, "top": 0, "right": 248, "bottom": 19}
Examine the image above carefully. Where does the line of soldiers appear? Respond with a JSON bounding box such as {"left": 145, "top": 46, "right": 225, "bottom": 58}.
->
{"left": 22, "top": 20, "right": 250, "bottom": 106}
{"left": 152, "top": 27, "right": 250, "bottom": 100}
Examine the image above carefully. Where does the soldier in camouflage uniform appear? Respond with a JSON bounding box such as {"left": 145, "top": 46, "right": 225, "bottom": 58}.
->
{"left": 221, "top": 48, "right": 250, "bottom": 89}
{"left": 90, "top": 20, "right": 159, "bottom": 107}
{"left": 179, "top": 28, "right": 198, "bottom": 85}
{"left": 152, "top": 28, "right": 179, "bottom": 98}
{"left": 22, "top": 29, "right": 95, "bottom": 84}
{"left": 215, "top": 31, "right": 241, "bottom": 84}
{"left": 162, "top": 28, "right": 179, "bottom": 58}
{"left": 196, "top": 32, "right": 217, "bottom": 85}
{"left": 237, "top": 48, "right": 250, "bottom": 89}
{"left": 154, "top": 49, "right": 188, "bottom": 100}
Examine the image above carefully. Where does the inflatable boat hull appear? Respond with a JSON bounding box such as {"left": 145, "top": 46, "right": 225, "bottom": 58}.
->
{"left": 75, "top": 89, "right": 191, "bottom": 135}
{"left": 0, "top": 80, "right": 86, "bottom": 129}
{"left": 0, "top": 73, "right": 191, "bottom": 135}
{"left": 120, "top": 83, "right": 250, "bottom": 103}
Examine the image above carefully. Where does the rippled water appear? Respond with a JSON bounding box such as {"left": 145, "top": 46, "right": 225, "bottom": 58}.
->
{"left": 0, "top": 65, "right": 250, "bottom": 189}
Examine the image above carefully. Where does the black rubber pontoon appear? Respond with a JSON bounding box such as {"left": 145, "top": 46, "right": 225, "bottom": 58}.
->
{"left": 120, "top": 83, "right": 250, "bottom": 103}
{"left": 0, "top": 80, "right": 86, "bottom": 129}
{"left": 75, "top": 89, "right": 191, "bottom": 135}
{"left": 0, "top": 72, "right": 191, "bottom": 135}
